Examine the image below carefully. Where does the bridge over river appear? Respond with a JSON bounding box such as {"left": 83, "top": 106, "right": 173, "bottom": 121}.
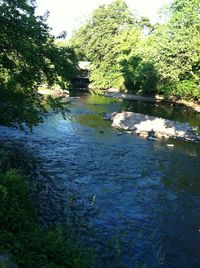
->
{"left": 71, "top": 61, "right": 91, "bottom": 89}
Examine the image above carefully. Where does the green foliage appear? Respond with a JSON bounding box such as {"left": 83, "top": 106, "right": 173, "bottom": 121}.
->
{"left": 70, "top": 0, "right": 200, "bottom": 101}
{"left": 1, "top": 0, "right": 198, "bottom": 129}
{"left": 69, "top": 0, "right": 139, "bottom": 89}
{"left": 0, "top": 169, "right": 92, "bottom": 267}
{"left": 0, "top": 0, "right": 78, "bottom": 129}
{"left": 146, "top": 0, "right": 200, "bottom": 99}
{"left": 120, "top": 55, "right": 158, "bottom": 94}
{"left": 159, "top": 80, "right": 200, "bottom": 102}
{"left": 0, "top": 144, "right": 92, "bottom": 267}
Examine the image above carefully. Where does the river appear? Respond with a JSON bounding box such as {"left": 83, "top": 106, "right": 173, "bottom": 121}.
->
{"left": 0, "top": 94, "right": 200, "bottom": 267}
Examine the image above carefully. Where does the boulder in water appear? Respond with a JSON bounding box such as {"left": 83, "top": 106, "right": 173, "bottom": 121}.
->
{"left": 107, "top": 112, "right": 200, "bottom": 142}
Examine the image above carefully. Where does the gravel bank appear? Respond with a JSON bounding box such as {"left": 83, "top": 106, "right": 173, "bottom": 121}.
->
{"left": 105, "top": 112, "right": 200, "bottom": 142}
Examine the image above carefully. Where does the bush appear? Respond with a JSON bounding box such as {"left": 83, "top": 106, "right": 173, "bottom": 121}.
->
{"left": 0, "top": 169, "right": 92, "bottom": 267}
{"left": 158, "top": 79, "right": 200, "bottom": 102}
{"left": 121, "top": 56, "right": 158, "bottom": 95}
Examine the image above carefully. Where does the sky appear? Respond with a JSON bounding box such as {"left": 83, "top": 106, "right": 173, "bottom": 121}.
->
{"left": 35, "top": 0, "right": 172, "bottom": 37}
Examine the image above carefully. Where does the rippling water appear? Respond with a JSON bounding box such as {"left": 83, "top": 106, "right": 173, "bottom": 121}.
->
{"left": 0, "top": 95, "right": 200, "bottom": 267}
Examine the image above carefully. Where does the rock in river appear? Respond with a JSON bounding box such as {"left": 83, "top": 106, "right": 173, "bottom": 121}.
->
{"left": 107, "top": 112, "right": 200, "bottom": 142}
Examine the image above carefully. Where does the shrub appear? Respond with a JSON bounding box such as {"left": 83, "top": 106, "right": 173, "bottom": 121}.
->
{"left": 158, "top": 79, "right": 200, "bottom": 102}
{"left": 0, "top": 170, "right": 92, "bottom": 267}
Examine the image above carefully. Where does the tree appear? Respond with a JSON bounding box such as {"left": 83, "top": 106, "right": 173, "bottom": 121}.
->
{"left": 148, "top": 0, "right": 200, "bottom": 100}
{"left": 0, "top": 0, "right": 78, "bottom": 129}
{"left": 70, "top": 0, "right": 199, "bottom": 101}
{"left": 69, "top": 0, "right": 140, "bottom": 89}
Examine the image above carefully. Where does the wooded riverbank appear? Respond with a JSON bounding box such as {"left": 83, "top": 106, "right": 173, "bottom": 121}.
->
{"left": 101, "top": 88, "right": 200, "bottom": 113}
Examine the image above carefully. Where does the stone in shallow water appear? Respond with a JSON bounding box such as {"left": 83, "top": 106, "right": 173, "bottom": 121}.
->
{"left": 167, "top": 144, "right": 174, "bottom": 147}
{"left": 109, "top": 112, "right": 200, "bottom": 142}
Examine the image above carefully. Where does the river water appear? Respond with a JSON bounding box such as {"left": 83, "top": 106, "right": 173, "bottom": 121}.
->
{"left": 1, "top": 94, "right": 200, "bottom": 267}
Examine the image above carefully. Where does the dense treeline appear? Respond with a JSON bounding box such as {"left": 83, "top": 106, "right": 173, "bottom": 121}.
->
{"left": 69, "top": 0, "right": 200, "bottom": 102}
{"left": 0, "top": 0, "right": 78, "bottom": 129}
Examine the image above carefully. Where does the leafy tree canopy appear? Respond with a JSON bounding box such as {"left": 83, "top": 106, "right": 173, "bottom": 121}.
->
{"left": 0, "top": 0, "right": 78, "bottom": 129}
{"left": 147, "top": 0, "right": 200, "bottom": 100}
{"left": 69, "top": 0, "right": 140, "bottom": 89}
{"left": 70, "top": 0, "right": 200, "bottom": 101}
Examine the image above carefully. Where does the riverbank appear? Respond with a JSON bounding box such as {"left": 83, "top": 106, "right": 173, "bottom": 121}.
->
{"left": 101, "top": 88, "right": 200, "bottom": 113}
{"left": 105, "top": 112, "right": 200, "bottom": 142}
{"left": 0, "top": 144, "right": 92, "bottom": 268}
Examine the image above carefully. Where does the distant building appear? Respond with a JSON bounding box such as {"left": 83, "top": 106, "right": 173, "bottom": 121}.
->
{"left": 71, "top": 61, "right": 92, "bottom": 89}
{"left": 78, "top": 61, "right": 92, "bottom": 77}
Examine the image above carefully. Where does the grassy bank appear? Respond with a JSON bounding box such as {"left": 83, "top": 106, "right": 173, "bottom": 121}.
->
{"left": 0, "top": 146, "right": 92, "bottom": 268}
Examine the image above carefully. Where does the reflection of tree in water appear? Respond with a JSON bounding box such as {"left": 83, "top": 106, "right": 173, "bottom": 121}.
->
{"left": 161, "top": 152, "right": 200, "bottom": 192}
{"left": 84, "top": 95, "right": 120, "bottom": 114}
{"left": 155, "top": 149, "right": 200, "bottom": 267}
{"left": 77, "top": 115, "right": 110, "bottom": 131}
